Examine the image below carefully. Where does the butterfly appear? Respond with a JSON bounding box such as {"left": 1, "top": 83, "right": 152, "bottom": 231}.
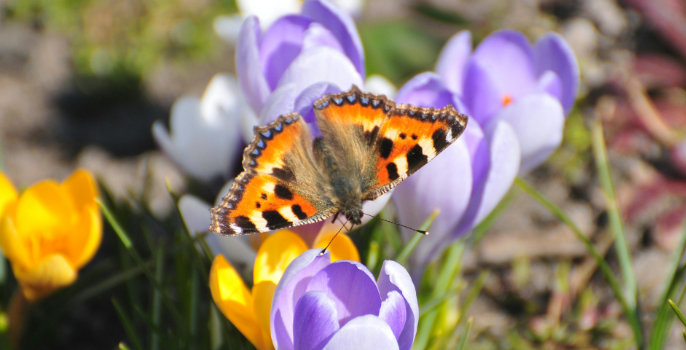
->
{"left": 209, "top": 86, "right": 468, "bottom": 235}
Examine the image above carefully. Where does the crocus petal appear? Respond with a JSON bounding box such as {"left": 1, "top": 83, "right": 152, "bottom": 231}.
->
{"left": 237, "top": 16, "right": 272, "bottom": 113}
{"left": 70, "top": 206, "right": 102, "bottom": 269}
{"left": 536, "top": 70, "right": 563, "bottom": 102}
{"left": 253, "top": 230, "right": 308, "bottom": 285}
{"left": 462, "top": 59, "right": 504, "bottom": 125}
{"left": 395, "top": 72, "right": 466, "bottom": 112}
{"left": 378, "top": 290, "right": 406, "bottom": 341}
{"left": 302, "top": 22, "right": 346, "bottom": 52}
{"left": 471, "top": 30, "right": 537, "bottom": 98}
{"left": 0, "top": 207, "right": 30, "bottom": 269}
{"left": 251, "top": 230, "right": 309, "bottom": 346}
{"left": 534, "top": 33, "right": 579, "bottom": 113}
{"left": 364, "top": 75, "right": 397, "bottom": 98}
{"left": 494, "top": 93, "right": 565, "bottom": 173}
{"left": 394, "top": 139, "right": 473, "bottom": 249}
{"left": 16, "top": 180, "right": 74, "bottom": 240}
{"left": 153, "top": 75, "right": 243, "bottom": 182}
{"left": 322, "top": 315, "right": 399, "bottom": 350}
{"left": 259, "top": 83, "right": 300, "bottom": 124}
{"left": 178, "top": 195, "right": 256, "bottom": 265}
{"left": 0, "top": 172, "right": 17, "bottom": 218}
{"left": 209, "top": 255, "right": 265, "bottom": 349}
{"left": 60, "top": 169, "right": 98, "bottom": 211}
{"left": 294, "top": 82, "right": 343, "bottom": 131}
{"left": 15, "top": 253, "right": 77, "bottom": 301}
{"left": 260, "top": 15, "right": 316, "bottom": 90}
{"left": 276, "top": 46, "right": 363, "bottom": 97}
{"left": 272, "top": 250, "right": 332, "bottom": 350}
{"left": 377, "top": 260, "right": 418, "bottom": 350}
{"left": 293, "top": 291, "right": 340, "bottom": 350}
{"left": 455, "top": 120, "right": 520, "bottom": 236}
{"left": 435, "top": 30, "right": 472, "bottom": 94}
{"left": 313, "top": 232, "right": 360, "bottom": 262}
{"left": 253, "top": 280, "right": 278, "bottom": 349}
{"left": 61, "top": 170, "right": 102, "bottom": 267}
{"left": 306, "top": 261, "right": 382, "bottom": 325}
{"left": 302, "top": 0, "right": 365, "bottom": 77}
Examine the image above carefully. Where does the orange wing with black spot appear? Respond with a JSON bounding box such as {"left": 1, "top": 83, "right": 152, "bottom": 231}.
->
{"left": 312, "top": 87, "right": 468, "bottom": 201}
{"left": 366, "top": 104, "right": 468, "bottom": 199}
{"left": 210, "top": 114, "right": 335, "bottom": 235}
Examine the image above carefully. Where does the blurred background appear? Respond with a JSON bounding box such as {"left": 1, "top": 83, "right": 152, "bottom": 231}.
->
{"left": 1, "top": 0, "right": 686, "bottom": 348}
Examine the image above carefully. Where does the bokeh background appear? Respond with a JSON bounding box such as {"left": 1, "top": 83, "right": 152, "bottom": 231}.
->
{"left": 1, "top": 0, "right": 686, "bottom": 348}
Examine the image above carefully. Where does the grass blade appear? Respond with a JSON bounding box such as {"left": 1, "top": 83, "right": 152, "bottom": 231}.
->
{"left": 150, "top": 247, "right": 164, "bottom": 350}
{"left": 98, "top": 199, "right": 132, "bottom": 249}
{"left": 112, "top": 299, "right": 143, "bottom": 350}
{"left": 515, "top": 177, "right": 643, "bottom": 347}
{"left": 456, "top": 317, "right": 473, "bottom": 350}
{"left": 649, "top": 221, "right": 686, "bottom": 349}
{"left": 669, "top": 300, "right": 686, "bottom": 327}
{"left": 591, "top": 119, "right": 638, "bottom": 306}
{"left": 414, "top": 239, "right": 465, "bottom": 349}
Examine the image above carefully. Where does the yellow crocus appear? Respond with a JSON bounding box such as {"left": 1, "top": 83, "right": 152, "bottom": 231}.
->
{"left": 209, "top": 229, "right": 359, "bottom": 350}
{"left": 0, "top": 169, "right": 102, "bottom": 301}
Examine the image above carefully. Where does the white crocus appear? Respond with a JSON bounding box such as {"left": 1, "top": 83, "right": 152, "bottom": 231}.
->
{"left": 153, "top": 74, "right": 252, "bottom": 182}
{"left": 178, "top": 193, "right": 257, "bottom": 267}
{"left": 365, "top": 74, "right": 397, "bottom": 98}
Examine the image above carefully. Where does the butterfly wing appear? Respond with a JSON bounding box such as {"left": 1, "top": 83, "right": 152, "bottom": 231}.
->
{"left": 312, "top": 86, "right": 468, "bottom": 201}
{"left": 312, "top": 86, "right": 394, "bottom": 193}
{"left": 210, "top": 114, "right": 336, "bottom": 235}
{"left": 366, "top": 104, "right": 468, "bottom": 199}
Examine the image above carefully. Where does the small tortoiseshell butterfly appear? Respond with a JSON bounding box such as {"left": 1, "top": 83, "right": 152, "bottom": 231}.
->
{"left": 209, "top": 86, "right": 468, "bottom": 235}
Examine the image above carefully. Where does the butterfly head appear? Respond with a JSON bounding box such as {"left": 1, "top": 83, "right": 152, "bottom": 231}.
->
{"left": 339, "top": 207, "right": 363, "bottom": 225}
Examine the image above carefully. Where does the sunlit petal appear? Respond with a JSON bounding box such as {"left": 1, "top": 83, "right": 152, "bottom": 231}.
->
{"left": 209, "top": 255, "right": 265, "bottom": 349}
{"left": 253, "top": 230, "right": 308, "bottom": 285}
{"left": 14, "top": 254, "right": 77, "bottom": 301}
{"left": 0, "top": 172, "right": 18, "bottom": 218}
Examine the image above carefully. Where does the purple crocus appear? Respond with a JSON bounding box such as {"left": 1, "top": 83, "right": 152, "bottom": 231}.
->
{"left": 271, "top": 250, "right": 418, "bottom": 350}
{"left": 392, "top": 30, "right": 578, "bottom": 268}
{"left": 236, "top": 0, "right": 365, "bottom": 115}
{"left": 436, "top": 29, "right": 578, "bottom": 173}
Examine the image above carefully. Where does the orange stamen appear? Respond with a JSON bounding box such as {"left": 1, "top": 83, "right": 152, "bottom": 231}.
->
{"left": 502, "top": 94, "right": 513, "bottom": 106}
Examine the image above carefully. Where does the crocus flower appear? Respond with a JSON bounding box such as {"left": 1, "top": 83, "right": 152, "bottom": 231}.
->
{"left": 235, "top": 0, "right": 365, "bottom": 115}
{"left": 0, "top": 170, "right": 102, "bottom": 301}
{"left": 436, "top": 29, "right": 578, "bottom": 173}
{"left": 210, "top": 230, "right": 359, "bottom": 350}
{"left": 153, "top": 73, "right": 255, "bottom": 182}
{"left": 392, "top": 30, "right": 578, "bottom": 268}
{"left": 271, "top": 250, "right": 418, "bottom": 350}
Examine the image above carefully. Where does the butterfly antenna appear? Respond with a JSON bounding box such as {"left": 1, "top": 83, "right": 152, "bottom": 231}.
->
{"left": 319, "top": 218, "right": 350, "bottom": 255}
{"left": 363, "top": 212, "right": 429, "bottom": 235}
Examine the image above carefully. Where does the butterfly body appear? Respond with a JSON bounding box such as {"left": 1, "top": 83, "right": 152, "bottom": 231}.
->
{"left": 210, "top": 86, "right": 468, "bottom": 235}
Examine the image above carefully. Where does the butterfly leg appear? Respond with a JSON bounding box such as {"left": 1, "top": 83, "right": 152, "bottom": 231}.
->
{"left": 331, "top": 211, "right": 341, "bottom": 224}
